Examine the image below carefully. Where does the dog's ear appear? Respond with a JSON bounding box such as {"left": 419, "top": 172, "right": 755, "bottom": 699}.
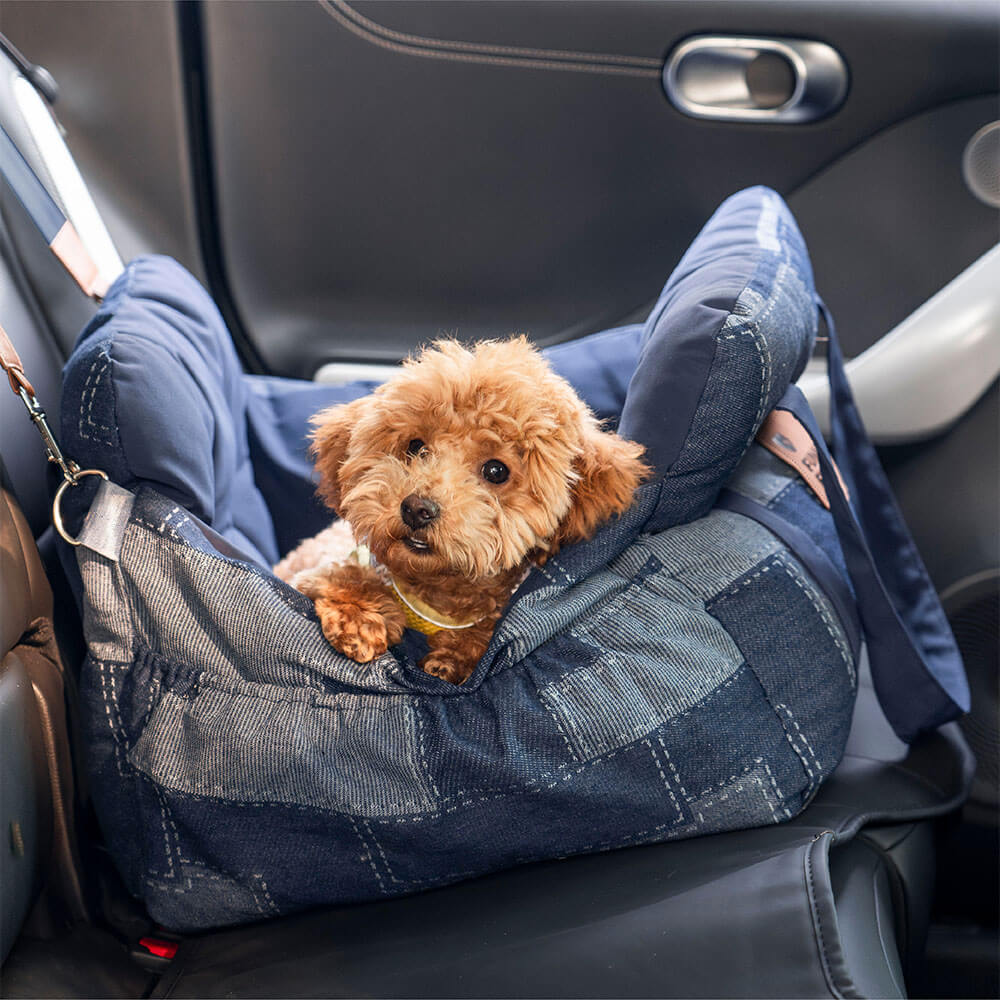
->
{"left": 310, "top": 397, "right": 368, "bottom": 512}
{"left": 551, "top": 424, "right": 649, "bottom": 552}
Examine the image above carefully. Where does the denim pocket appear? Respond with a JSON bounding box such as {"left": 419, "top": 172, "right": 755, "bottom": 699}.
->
{"left": 126, "top": 647, "right": 438, "bottom": 818}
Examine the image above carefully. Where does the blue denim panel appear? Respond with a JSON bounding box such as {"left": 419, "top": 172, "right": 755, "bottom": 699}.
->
{"left": 350, "top": 737, "right": 695, "bottom": 896}
{"left": 644, "top": 257, "right": 816, "bottom": 535}
{"left": 143, "top": 860, "right": 280, "bottom": 932}
{"left": 488, "top": 567, "right": 633, "bottom": 676}
{"left": 725, "top": 443, "right": 799, "bottom": 507}
{"left": 768, "top": 480, "right": 852, "bottom": 598}
{"left": 637, "top": 511, "right": 782, "bottom": 601}
{"left": 655, "top": 663, "right": 811, "bottom": 834}
{"left": 541, "top": 614, "right": 742, "bottom": 763}
{"left": 420, "top": 661, "right": 586, "bottom": 802}
{"left": 141, "top": 798, "right": 382, "bottom": 930}
{"left": 708, "top": 554, "right": 857, "bottom": 799}
{"left": 126, "top": 654, "right": 438, "bottom": 817}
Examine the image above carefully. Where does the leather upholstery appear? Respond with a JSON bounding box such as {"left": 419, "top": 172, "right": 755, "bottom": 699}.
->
{"left": 0, "top": 485, "right": 87, "bottom": 957}
{"left": 1, "top": 485, "right": 53, "bottom": 652}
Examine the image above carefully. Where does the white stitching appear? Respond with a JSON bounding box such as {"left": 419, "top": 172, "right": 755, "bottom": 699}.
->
{"left": 318, "top": 0, "right": 662, "bottom": 78}
{"left": 348, "top": 816, "right": 387, "bottom": 893}
{"left": 775, "top": 702, "right": 823, "bottom": 785}
{"left": 79, "top": 354, "right": 115, "bottom": 443}
{"left": 644, "top": 739, "right": 684, "bottom": 824}
{"left": 777, "top": 555, "right": 855, "bottom": 684}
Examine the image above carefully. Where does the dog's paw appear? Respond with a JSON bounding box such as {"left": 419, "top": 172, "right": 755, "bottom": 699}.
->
{"left": 420, "top": 653, "right": 472, "bottom": 686}
{"left": 315, "top": 598, "right": 390, "bottom": 663}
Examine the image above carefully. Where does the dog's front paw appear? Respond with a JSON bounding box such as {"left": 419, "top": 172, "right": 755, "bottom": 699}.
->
{"left": 420, "top": 652, "right": 473, "bottom": 686}
{"left": 315, "top": 598, "right": 391, "bottom": 663}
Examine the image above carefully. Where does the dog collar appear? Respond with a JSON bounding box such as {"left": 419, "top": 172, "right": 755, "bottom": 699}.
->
{"left": 349, "top": 545, "right": 483, "bottom": 636}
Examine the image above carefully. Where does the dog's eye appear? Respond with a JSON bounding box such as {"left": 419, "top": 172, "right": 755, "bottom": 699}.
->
{"left": 481, "top": 459, "right": 509, "bottom": 484}
{"left": 406, "top": 438, "right": 426, "bottom": 458}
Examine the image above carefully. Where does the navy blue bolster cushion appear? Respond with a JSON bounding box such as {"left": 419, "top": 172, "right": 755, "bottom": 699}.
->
{"left": 58, "top": 188, "right": 867, "bottom": 931}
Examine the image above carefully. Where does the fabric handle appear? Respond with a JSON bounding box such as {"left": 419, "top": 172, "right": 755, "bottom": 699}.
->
{"left": 775, "top": 301, "right": 969, "bottom": 743}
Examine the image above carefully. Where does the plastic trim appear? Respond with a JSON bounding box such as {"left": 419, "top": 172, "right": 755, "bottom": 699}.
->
{"left": 799, "top": 244, "right": 1000, "bottom": 444}
{"left": 12, "top": 72, "right": 123, "bottom": 290}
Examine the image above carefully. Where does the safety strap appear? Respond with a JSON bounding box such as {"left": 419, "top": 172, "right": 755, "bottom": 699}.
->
{"left": 0, "top": 321, "right": 107, "bottom": 543}
{"left": 771, "top": 303, "right": 969, "bottom": 743}
{"left": 0, "top": 124, "right": 107, "bottom": 298}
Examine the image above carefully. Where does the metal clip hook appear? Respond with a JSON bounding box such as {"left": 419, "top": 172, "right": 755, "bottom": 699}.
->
{"left": 15, "top": 382, "right": 81, "bottom": 485}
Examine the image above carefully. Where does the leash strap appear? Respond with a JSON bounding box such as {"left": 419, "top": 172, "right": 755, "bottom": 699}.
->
{"left": 0, "top": 320, "right": 107, "bottom": 543}
{"left": 0, "top": 124, "right": 107, "bottom": 298}
{"left": 772, "top": 302, "right": 968, "bottom": 742}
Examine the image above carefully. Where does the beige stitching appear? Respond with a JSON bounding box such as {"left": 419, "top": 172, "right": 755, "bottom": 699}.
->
{"left": 318, "top": 0, "right": 663, "bottom": 79}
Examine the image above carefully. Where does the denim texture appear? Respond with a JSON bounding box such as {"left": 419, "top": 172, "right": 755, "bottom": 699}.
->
{"left": 62, "top": 187, "right": 862, "bottom": 930}
{"left": 76, "top": 441, "right": 856, "bottom": 930}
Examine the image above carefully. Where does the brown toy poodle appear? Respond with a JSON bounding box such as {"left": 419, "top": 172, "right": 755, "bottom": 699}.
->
{"left": 275, "top": 337, "right": 649, "bottom": 685}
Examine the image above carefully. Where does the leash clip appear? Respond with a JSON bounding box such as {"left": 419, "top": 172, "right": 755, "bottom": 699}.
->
{"left": 14, "top": 379, "right": 81, "bottom": 486}
{"left": 10, "top": 369, "right": 110, "bottom": 546}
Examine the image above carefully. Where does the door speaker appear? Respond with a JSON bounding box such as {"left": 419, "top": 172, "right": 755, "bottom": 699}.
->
{"left": 962, "top": 121, "right": 1000, "bottom": 209}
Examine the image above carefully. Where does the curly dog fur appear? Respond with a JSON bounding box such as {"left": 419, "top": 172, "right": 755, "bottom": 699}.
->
{"left": 276, "top": 337, "right": 649, "bottom": 684}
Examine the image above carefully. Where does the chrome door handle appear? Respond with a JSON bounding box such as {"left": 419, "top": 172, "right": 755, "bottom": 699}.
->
{"left": 663, "top": 36, "right": 848, "bottom": 123}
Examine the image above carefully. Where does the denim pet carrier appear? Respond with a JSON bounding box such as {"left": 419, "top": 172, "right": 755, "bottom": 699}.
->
{"left": 54, "top": 188, "right": 968, "bottom": 931}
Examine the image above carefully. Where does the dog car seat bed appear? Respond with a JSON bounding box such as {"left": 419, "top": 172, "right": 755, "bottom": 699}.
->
{"left": 56, "top": 187, "right": 967, "bottom": 931}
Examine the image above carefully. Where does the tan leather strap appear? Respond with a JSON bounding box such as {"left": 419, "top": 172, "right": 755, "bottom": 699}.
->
{"left": 0, "top": 320, "right": 36, "bottom": 398}
{"left": 756, "top": 408, "right": 850, "bottom": 509}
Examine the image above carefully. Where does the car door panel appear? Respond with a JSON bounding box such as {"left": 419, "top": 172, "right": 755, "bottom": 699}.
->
{"left": 199, "top": 0, "right": 997, "bottom": 374}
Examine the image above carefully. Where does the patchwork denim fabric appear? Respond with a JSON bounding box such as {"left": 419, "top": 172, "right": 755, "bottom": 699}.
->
{"left": 77, "top": 445, "right": 856, "bottom": 931}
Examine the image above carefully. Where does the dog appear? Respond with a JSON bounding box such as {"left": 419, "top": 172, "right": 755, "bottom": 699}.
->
{"left": 276, "top": 337, "right": 649, "bottom": 685}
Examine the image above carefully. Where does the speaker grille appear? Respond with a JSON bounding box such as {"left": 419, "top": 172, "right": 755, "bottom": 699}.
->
{"left": 963, "top": 121, "right": 1000, "bottom": 209}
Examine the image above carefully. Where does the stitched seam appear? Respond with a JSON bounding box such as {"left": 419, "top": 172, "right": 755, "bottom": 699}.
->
{"left": 762, "top": 760, "right": 793, "bottom": 821}
{"left": 78, "top": 353, "right": 116, "bottom": 443}
{"left": 349, "top": 815, "right": 388, "bottom": 894}
{"left": 777, "top": 554, "right": 856, "bottom": 685}
{"left": 330, "top": 0, "right": 662, "bottom": 64}
{"left": 413, "top": 703, "right": 442, "bottom": 802}
{"left": 804, "top": 836, "right": 846, "bottom": 998}
{"left": 319, "top": 0, "right": 662, "bottom": 78}
{"left": 775, "top": 702, "right": 823, "bottom": 789}
{"left": 250, "top": 874, "right": 276, "bottom": 916}
{"left": 658, "top": 738, "right": 688, "bottom": 797}
{"left": 644, "top": 738, "right": 685, "bottom": 826}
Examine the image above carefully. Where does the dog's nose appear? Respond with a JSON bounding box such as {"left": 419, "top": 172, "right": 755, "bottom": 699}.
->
{"left": 400, "top": 494, "right": 440, "bottom": 529}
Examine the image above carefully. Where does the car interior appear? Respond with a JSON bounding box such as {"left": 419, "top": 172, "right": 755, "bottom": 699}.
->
{"left": 0, "top": 2, "right": 997, "bottom": 997}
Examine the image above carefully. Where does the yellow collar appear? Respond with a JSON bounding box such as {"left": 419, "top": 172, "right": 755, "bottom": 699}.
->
{"left": 350, "top": 545, "right": 482, "bottom": 636}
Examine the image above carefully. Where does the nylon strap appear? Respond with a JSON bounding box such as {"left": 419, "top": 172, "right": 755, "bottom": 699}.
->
{"left": 771, "top": 301, "right": 969, "bottom": 743}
